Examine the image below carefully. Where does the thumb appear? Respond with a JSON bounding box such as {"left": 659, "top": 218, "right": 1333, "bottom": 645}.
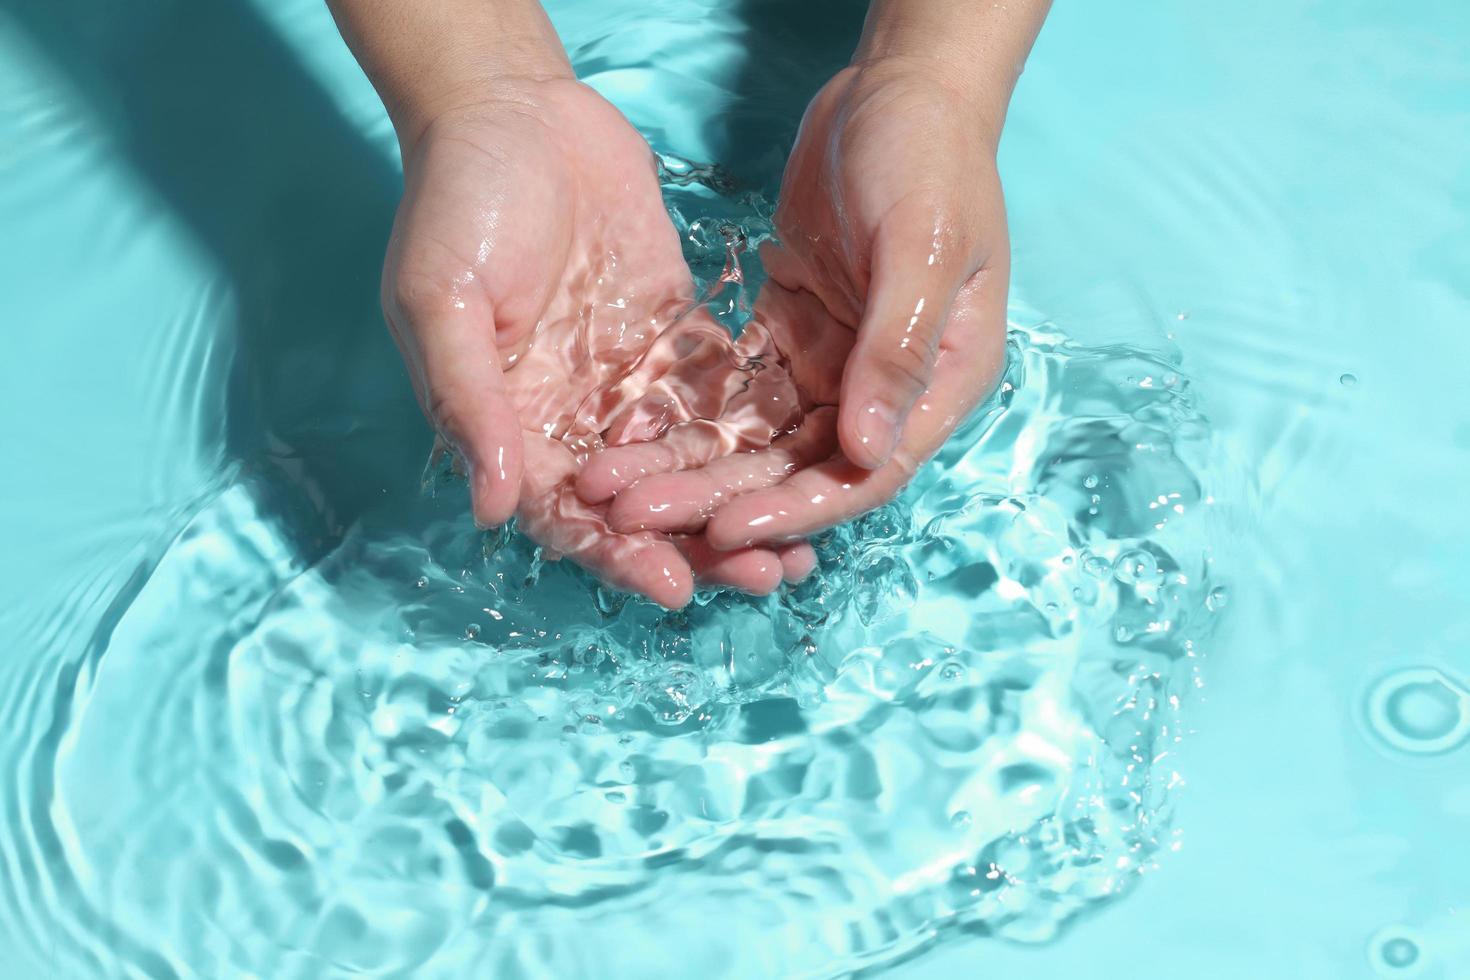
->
{"left": 838, "top": 219, "right": 972, "bottom": 469}
{"left": 396, "top": 300, "right": 525, "bottom": 527}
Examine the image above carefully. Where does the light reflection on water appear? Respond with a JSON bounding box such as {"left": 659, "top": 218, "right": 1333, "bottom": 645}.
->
{"left": 2, "top": 0, "right": 1467, "bottom": 977}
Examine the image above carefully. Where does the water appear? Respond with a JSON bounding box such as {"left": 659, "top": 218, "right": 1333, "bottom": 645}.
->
{"left": 1, "top": 1, "right": 1467, "bottom": 978}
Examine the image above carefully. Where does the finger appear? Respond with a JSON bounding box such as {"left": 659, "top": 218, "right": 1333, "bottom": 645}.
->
{"left": 396, "top": 302, "right": 525, "bottom": 527}
{"left": 578, "top": 373, "right": 805, "bottom": 505}
{"left": 589, "top": 380, "right": 801, "bottom": 502}
{"left": 778, "top": 542, "right": 818, "bottom": 583}
{"left": 677, "top": 536, "right": 784, "bottom": 596}
{"left": 576, "top": 419, "right": 731, "bottom": 504}
{"left": 517, "top": 481, "right": 696, "bottom": 609}
{"left": 838, "top": 209, "right": 973, "bottom": 470}
{"left": 605, "top": 407, "right": 839, "bottom": 533}
{"left": 707, "top": 283, "right": 1005, "bottom": 551}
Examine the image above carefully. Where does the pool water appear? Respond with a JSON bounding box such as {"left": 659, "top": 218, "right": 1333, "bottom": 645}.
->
{"left": 1, "top": 1, "right": 1467, "bottom": 978}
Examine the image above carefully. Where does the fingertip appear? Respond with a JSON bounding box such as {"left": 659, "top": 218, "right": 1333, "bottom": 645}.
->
{"left": 778, "top": 543, "right": 818, "bottom": 583}
{"left": 573, "top": 462, "right": 618, "bottom": 505}
{"left": 700, "top": 549, "right": 784, "bottom": 596}
{"left": 469, "top": 445, "right": 521, "bottom": 528}
{"left": 663, "top": 570, "right": 696, "bottom": 609}
{"left": 575, "top": 447, "right": 668, "bottom": 505}
{"left": 839, "top": 398, "right": 901, "bottom": 470}
{"left": 632, "top": 547, "right": 694, "bottom": 609}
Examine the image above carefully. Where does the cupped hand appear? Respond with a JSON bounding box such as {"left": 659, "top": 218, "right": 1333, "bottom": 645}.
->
{"left": 383, "top": 77, "right": 813, "bottom": 605}
{"left": 596, "top": 60, "right": 1012, "bottom": 549}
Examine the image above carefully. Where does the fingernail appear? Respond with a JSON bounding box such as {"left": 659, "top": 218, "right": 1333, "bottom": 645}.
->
{"left": 855, "top": 400, "right": 899, "bottom": 464}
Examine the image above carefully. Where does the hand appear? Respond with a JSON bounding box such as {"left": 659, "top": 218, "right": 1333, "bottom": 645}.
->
{"left": 597, "top": 60, "right": 1011, "bottom": 548}
{"left": 384, "top": 77, "right": 813, "bottom": 605}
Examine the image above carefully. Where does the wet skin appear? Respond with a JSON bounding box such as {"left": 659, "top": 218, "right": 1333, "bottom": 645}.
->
{"left": 327, "top": 0, "right": 1049, "bottom": 606}
{"left": 596, "top": 63, "right": 1010, "bottom": 552}
{"left": 384, "top": 79, "right": 815, "bottom": 607}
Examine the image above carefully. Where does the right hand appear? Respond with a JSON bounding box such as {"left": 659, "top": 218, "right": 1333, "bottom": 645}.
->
{"left": 384, "top": 77, "right": 814, "bottom": 607}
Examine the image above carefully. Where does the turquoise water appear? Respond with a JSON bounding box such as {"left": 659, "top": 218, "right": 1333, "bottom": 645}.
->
{"left": 1, "top": 1, "right": 1467, "bottom": 977}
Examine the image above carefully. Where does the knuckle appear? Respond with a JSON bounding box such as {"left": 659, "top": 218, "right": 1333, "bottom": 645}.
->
{"left": 424, "top": 380, "right": 472, "bottom": 442}
{"left": 887, "top": 446, "right": 921, "bottom": 483}
{"left": 875, "top": 339, "right": 935, "bottom": 397}
{"left": 385, "top": 267, "right": 454, "bottom": 328}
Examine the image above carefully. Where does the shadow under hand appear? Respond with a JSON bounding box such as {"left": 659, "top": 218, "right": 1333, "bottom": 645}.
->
{"left": 4, "top": 0, "right": 424, "bottom": 536}
{"left": 718, "top": 0, "right": 866, "bottom": 193}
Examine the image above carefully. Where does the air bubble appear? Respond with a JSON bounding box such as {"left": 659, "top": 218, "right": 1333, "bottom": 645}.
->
{"left": 1083, "top": 474, "right": 1099, "bottom": 489}
{"left": 1368, "top": 926, "right": 1427, "bottom": 976}
{"left": 1381, "top": 938, "right": 1418, "bottom": 967}
{"left": 1340, "top": 373, "right": 1358, "bottom": 387}
{"left": 1206, "top": 587, "right": 1230, "bottom": 612}
{"left": 464, "top": 623, "right": 481, "bottom": 640}
{"left": 950, "top": 811, "right": 973, "bottom": 828}
{"left": 1365, "top": 668, "right": 1470, "bottom": 755}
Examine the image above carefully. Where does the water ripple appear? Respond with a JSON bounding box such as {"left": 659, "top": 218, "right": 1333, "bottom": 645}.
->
{"left": 3, "top": 227, "right": 1227, "bottom": 975}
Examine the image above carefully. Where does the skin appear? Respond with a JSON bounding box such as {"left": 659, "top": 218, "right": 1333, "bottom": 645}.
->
{"left": 586, "top": 1, "right": 1052, "bottom": 549}
{"left": 327, "top": 0, "right": 814, "bottom": 606}
{"left": 326, "top": 0, "right": 1050, "bottom": 601}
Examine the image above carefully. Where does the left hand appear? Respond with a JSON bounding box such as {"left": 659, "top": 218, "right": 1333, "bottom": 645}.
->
{"left": 598, "top": 59, "right": 1012, "bottom": 548}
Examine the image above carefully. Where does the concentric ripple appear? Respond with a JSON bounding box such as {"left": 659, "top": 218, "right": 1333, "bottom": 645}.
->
{"left": 3, "top": 179, "right": 1228, "bottom": 976}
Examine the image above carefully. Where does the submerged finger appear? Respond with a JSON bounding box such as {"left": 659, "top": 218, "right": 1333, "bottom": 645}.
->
{"left": 606, "top": 408, "right": 839, "bottom": 533}
{"left": 677, "top": 536, "right": 785, "bottom": 596}
{"left": 708, "top": 271, "right": 1009, "bottom": 548}
{"left": 517, "top": 482, "right": 696, "bottom": 609}
{"left": 576, "top": 418, "right": 743, "bottom": 505}
{"left": 578, "top": 380, "right": 803, "bottom": 505}
{"left": 777, "top": 542, "right": 818, "bottom": 583}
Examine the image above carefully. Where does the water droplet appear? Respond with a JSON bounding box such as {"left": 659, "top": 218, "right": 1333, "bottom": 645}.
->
{"left": 464, "top": 623, "right": 481, "bottom": 640}
{"left": 1206, "top": 586, "right": 1230, "bottom": 612}
{"left": 605, "top": 790, "right": 628, "bottom": 804}
{"left": 950, "top": 810, "right": 972, "bottom": 828}
{"left": 1113, "top": 550, "right": 1162, "bottom": 586}
{"left": 1083, "top": 474, "right": 1099, "bottom": 489}
{"left": 415, "top": 576, "right": 428, "bottom": 588}
{"left": 940, "top": 662, "right": 964, "bottom": 681}
{"left": 1175, "top": 311, "right": 1190, "bottom": 321}
{"left": 1340, "top": 372, "right": 1358, "bottom": 387}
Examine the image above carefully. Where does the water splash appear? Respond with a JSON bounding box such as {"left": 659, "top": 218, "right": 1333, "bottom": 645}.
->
{"left": 3, "top": 169, "right": 1226, "bottom": 978}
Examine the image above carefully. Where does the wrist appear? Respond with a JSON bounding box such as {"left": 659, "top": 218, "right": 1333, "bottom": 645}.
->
{"left": 328, "top": 0, "right": 574, "bottom": 157}
{"left": 391, "top": 53, "right": 573, "bottom": 158}
{"left": 852, "top": 0, "right": 1049, "bottom": 145}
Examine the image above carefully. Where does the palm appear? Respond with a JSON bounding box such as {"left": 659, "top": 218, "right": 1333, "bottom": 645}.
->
{"left": 598, "top": 65, "right": 1012, "bottom": 551}
{"left": 385, "top": 79, "right": 811, "bottom": 603}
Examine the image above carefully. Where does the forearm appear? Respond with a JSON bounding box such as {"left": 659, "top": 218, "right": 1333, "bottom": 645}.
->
{"left": 855, "top": 0, "right": 1051, "bottom": 141}
{"left": 325, "top": 0, "right": 572, "bottom": 152}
